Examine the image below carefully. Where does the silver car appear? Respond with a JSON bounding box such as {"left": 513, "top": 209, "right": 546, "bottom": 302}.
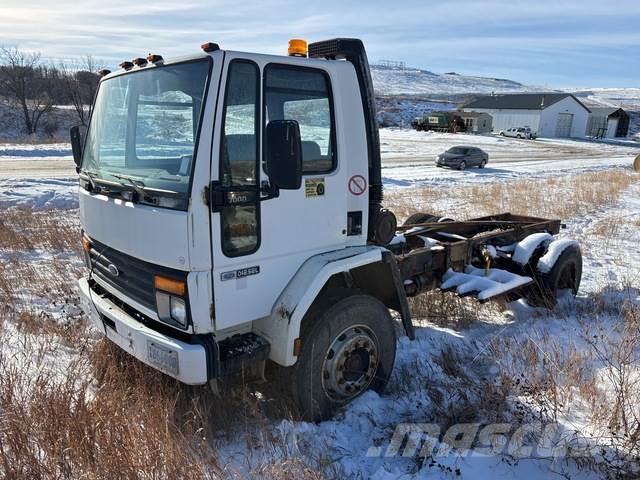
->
{"left": 436, "top": 146, "right": 489, "bottom": 170}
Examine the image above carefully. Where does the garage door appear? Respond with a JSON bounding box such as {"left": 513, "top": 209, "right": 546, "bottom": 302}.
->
{"left": 555, "top": 113, "right": 573, "bottom": 137}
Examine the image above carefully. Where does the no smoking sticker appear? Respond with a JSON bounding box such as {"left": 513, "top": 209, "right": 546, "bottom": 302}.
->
{"left": 348, "top": 175, "right": 367, "bottom": 196}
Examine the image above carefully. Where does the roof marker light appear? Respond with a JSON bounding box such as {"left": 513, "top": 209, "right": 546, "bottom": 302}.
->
{"left": 201, "top": 42, "right": 220, "bottom": 53}
{"left": 288, "top": 39, "right": 308, "bottom": 57}
{"left": 132, "top": 57, "right": 148, "bottom": 67}
{"left": 119, "top": 61, "right": 133, "bottom": 70}
{"left": 147, "top": 53, "right": 163, "bottom": 63}
{"left": 97, "top": 69, "right": 111, "bottom": 77}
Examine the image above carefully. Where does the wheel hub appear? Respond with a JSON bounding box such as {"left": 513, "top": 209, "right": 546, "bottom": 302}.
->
{"left": 322, "top": 325, "right": 379, "bottom": 401}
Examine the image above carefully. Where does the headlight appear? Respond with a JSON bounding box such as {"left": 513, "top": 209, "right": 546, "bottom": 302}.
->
{"left": 154, "top": 275, "right": 188, "bottom": 328}
{"left": 169, "top": 297, "right": 187, "bottom": 324}
{"left": 155, "top": 292, "right": 188, "bottom": 328}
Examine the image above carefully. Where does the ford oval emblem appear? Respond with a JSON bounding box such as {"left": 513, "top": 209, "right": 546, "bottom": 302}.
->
{"left": 107, "top": 264, "right": 119, "bottom": 277}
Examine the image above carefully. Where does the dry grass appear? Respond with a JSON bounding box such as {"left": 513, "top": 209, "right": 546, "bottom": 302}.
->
{"left": 0, "top": 207, "right": 80, "bottom": 253}
{"left": 489, "top": 287, "right": 640, "bottom": 476}
{"left": 409, "top": 291, "right": 506, "bottom": 330}
{"left": 0, "top": 207, "right": 329, "bottom": 479}
{"left": 386, "top": 169, "right": 637, "bottom": 221}
{"left": 0, "top": 330, "right": 223, "bottom": 479}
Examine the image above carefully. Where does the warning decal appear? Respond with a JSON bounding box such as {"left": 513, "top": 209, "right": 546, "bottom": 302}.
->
{"left": 305, "top": 178, "right": 325, "bottom": 197}
{"left": 348, "top": 175, "right": 367, "bottom": 196}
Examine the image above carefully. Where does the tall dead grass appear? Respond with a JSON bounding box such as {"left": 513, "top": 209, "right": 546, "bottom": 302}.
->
{"left": 0, "top": 207, "right": 328, "bottom": 479}
{"left": 386, "top": 169, "right": 637, "bottom": 221}
{"left": 489, "top": 286, "right": 640, "bottom": 477}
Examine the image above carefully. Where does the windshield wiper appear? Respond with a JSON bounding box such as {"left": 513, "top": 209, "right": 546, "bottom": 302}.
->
{"left": 109, "top": 173, "right": 154, "bottom": 204}
{"left": 82, "top": 170, "right": 98, "bottom": 190}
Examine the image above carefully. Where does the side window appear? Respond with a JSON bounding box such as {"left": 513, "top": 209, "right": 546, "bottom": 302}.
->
{"left": 264, "top": 65, "right": 335, "bottom": 173}
{"left": 219, "top": 60, "right": 260, "bottom": 257}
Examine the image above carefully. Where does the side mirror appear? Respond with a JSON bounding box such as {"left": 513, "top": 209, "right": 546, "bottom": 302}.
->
{"left": 70, "top": 125, "right": 87, "bottom": 170}
{"left": 265, "top": 120, "right": 302, "bottom": 190}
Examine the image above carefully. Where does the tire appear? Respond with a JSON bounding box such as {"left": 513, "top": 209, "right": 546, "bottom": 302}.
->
{"left": 404, "top": 212, "right": 440, "bottom": 226}
{"left": 479, "top": 159, "right": 487, "bottom": 168}
{"left": 526, "top": 244, "right": 582, "bottom": 308}
{"left": 458, "top": 161, "right": 466, "bottom": 171}
{"left": 291, "top": 294, "right": 396, "bottom": 421}
{"left": 500, "top": 132, "right": 505, "bottom": 136}
{"left": 517, "top": 134, "right": 522, "bottom": 139}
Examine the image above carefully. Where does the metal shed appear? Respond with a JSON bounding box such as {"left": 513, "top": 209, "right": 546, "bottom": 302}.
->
{"left": 586, "top": 108, "right": 630, "bottom": 138}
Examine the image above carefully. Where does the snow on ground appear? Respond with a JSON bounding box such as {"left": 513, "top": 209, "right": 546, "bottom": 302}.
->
{"left": 0, "top": 177, "right": 78, "bottom": 209}
{"left": 1, "top": 132, "right": 639, "bottom": 478}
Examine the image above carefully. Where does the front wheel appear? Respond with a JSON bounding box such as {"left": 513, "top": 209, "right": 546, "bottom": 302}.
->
{"left": 291, "top": 294, "right": 396, "bottom": 421}
{"left": 458, "top": 161, "right": 466, "bottom": 170}
{"left": 479, "top": 159, "right": 487, "bottom": 168}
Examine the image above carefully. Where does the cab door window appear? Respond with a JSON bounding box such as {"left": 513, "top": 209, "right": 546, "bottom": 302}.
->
{"left": 219, "top": 60, "right": 260, "bottom": 257}
{"left": 264, "top": 65, "right": 335, "bottom": 174}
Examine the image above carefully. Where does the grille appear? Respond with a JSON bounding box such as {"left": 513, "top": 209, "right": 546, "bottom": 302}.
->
{"left": 88, "top": 238, "right": 187, "bottom": 312}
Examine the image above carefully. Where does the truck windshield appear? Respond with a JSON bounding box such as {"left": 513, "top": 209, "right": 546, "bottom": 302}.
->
{"left": 82, "top": 59, "right": 211, "bottom": 209}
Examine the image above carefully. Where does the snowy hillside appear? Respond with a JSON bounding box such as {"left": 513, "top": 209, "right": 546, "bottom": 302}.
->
{"left": 571, "top": 88, "right": 640, "bottom": 110}
{"left": 371, "top": 64, "right": 535, "bottom": 96}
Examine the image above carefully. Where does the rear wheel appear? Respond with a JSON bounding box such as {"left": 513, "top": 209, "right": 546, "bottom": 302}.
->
{"left": 404, "top": 212, "right": 439, "bottom": 226}
{"left": 291, "top": 294, "right": 396, "bottom": 421}
{"left": 458, "top": 161, "right": 466, "bottom": 171}
{"left": 525, "top": 243, "right": 582, "bottom": 308}
{"left": 403, "top": 212, "right": 453, "bottom": 226}
{"left": 479, "top": 159, "right": 487, "bottom": 168}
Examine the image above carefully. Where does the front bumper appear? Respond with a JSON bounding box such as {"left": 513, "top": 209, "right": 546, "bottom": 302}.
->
{"left": 78, "top": 277, "right": 209, "bottom": 385}
{"left": 436, "top": 160, "right": 461, "bottom": 168}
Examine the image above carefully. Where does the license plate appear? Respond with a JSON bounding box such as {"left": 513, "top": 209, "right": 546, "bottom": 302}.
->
{"left": 147, "top": 341, "right": 179, "bottom": 376}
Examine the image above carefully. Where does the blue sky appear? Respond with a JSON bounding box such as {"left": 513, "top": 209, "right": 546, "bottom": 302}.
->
{"left": 1, "top": 0, "right": 638, "bottom": 88}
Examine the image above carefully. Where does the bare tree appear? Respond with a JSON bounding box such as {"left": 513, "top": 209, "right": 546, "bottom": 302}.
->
{"left": 0, "top": 47, "right": 55, "bottom": 135}
{"left": 59, "top": 55, "right": 101, "bottom": 125}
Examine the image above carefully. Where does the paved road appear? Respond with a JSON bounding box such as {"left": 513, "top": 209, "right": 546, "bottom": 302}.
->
{"left": 0, "top": 134, "right": 638, "bottom": 181}
{"left": 0, "top": 157, "right": 76, "bottom": 179}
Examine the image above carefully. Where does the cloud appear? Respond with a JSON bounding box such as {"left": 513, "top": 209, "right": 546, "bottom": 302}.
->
{"left": 0, "top": 0, "right": 638, "bottom": 87}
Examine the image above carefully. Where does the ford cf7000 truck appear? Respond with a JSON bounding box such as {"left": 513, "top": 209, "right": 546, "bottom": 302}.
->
{"left": 73, "top": 38, "right": 582, "bottom": 420}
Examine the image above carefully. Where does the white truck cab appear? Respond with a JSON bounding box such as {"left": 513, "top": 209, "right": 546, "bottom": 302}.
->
{"left": 74, "top": 39, "right": 581, "bottom": 420}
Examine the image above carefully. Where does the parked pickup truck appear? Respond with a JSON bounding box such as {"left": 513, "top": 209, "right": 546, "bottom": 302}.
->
{"left": 499, "top": 127, "right": 536, "bottom": 139}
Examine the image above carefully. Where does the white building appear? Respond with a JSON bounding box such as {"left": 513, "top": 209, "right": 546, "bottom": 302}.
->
{"left": 462, "top": 93, "right": 591, "bottom": 138}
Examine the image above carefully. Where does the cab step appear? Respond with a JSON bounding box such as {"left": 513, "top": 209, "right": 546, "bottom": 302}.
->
{"left": 218, "top": 332, "right": 270, "bottom": 382}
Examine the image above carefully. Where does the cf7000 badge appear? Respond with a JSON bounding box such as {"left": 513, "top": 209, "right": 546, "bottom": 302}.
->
{"left": 220, "top": 266, "right": 260, "bottom": 282}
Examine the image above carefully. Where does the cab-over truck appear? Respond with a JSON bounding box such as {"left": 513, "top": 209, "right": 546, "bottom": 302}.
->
{"left": 74, "top": 38, "right": 582, "bottom": 421}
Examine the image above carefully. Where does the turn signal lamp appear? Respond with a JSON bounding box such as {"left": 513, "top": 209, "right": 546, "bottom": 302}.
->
{"left": 154, "top": 275, "right": 186, "bottom": 297}
{"left": 288, "top": 38, "right": 308, "bottom": 57}
{"left": 82, "top": 234, "right": 91, "bottom": 253}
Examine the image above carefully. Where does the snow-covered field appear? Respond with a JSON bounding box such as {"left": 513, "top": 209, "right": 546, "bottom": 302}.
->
{"left": 1, "top": 132, "right": 639, "bottom": 479}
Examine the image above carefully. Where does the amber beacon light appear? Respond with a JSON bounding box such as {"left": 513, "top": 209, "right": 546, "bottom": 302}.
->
{"left": 288, "top": 39, "right": 308, "bottom": 57}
